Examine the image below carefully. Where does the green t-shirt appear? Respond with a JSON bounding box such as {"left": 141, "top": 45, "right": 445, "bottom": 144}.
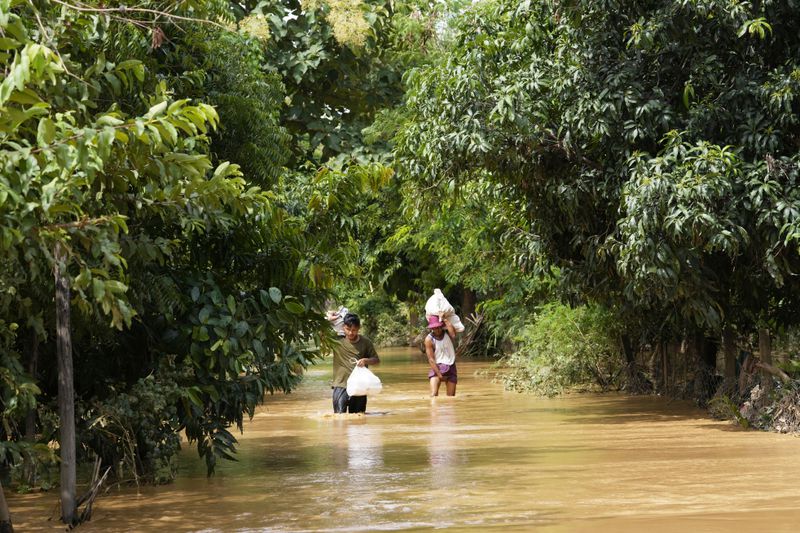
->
{"left": 332, "top": 335, "right": 379, "bottom": 388}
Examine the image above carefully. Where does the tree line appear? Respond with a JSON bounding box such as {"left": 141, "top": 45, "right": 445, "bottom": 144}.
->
{"left": 3, "top": 0, "right": 800, "bottom": 529}
{"left": 398, "top": 0, "right": 800, "bottom": 396}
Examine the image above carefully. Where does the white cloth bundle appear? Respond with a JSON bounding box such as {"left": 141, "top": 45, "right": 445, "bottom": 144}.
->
{"left": 424, "top": 289, "right": 465, "bottom": 332}
{"left": 326, "top": 306, "right": 348, "bottom": 336}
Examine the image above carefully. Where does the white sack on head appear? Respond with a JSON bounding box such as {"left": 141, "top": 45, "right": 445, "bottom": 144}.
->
{"left": 425, "top": 288, "right": 454, "bottom": 318}
{"left": 448, "top": 313, "right": 465, "bottom": 332}
{"left": 425, "top": 289, "right": 465, "bottom": 332}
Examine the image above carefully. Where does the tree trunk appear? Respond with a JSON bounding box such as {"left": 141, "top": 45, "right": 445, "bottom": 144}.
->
{"left": 408, "top": 308, "right": 419, "bottom": 346}
{"left": 700, "top": 334, "right": 718, "bottom": 371}
{"left": 620, "top": 334, "right": 635, "bottom": 366}
{"left": 647, "top": 343, "right": 659, "bottom": 381}
{"left": 722, "top": 326, "right": 736, "bottom": 382}
{"left": 0, "top": 479, "right": 13, "bottom": 533}
{"left": 690, "top": 334, "right": 718, "bottom": 403}
{"left": 54, "top": 243, "right": 76, "bottom": 525}
{"left": 461, "top": 288, "right": 476, "bottom": 318}
{"left": 22, "top": 329, "right": 39, "bottom": 486}
{"left": 620, "top": 334, "right": 639, "bottom": 390}
{"left": 758, "top": 327, "right": 772, "bottom": 395}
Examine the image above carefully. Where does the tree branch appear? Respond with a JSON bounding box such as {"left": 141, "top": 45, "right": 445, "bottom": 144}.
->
{"left": 755, "top": 361, "right": 792, "bottom": 384}
{"left": 50, "top": 0, "right": 232, "bottom": 31}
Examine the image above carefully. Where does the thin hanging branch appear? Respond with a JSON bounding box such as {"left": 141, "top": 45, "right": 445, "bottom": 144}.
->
{"left": 49, "top": 0, "right": 233, "bottom": 31}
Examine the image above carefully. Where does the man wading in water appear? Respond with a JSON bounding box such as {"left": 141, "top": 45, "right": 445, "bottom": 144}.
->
{"left": 331, "top": 313, "right": 380, "bottom": 413}
{"left": 425, "top": 316, "right": 458, "bottom": 396}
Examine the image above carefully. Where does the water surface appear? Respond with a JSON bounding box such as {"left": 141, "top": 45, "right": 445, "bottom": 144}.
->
{"left": 10, "top": 347, "right": 800, "bottom": 531}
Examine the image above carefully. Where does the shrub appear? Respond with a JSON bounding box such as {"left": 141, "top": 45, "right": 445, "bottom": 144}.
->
{"left": 499, "top": 303, "right": 624, "bottom": 396}
{"left": 80, "top": 366, "right": 184, "bottom": 485}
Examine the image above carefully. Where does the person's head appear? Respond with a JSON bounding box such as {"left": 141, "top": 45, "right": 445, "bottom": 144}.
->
{"left": 343, "top": 313, "right": 361, "bottom": 341}
{"left": 427, "top": 315, "right": 445, "bottom": 336}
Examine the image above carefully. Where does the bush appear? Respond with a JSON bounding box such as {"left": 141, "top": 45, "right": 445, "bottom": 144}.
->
{"left": 371, "top": 306, "right": 412, "bottom": 347}
{"left": 79, "top": 366, "right": 184, "bottom": 485}
{"left": 498, "top": 303, "right": 624, "bottom": 396}
{"left": 351, "top": 292, "right": 413, "bottom": 347}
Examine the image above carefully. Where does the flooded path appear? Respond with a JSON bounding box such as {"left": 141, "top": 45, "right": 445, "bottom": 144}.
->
{"left": 10, "top": 347, "right": 800, "bottom": 531}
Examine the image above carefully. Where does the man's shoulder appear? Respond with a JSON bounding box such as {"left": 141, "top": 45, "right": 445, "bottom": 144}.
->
{"left": 358, "top": 335, "right": 375, "bottom": 347}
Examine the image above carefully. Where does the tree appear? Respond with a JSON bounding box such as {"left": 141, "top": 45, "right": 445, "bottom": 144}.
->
{"left": 398, "top": 0, "right": 800, "bottom": 388}
{"left": 1, "top": 0, "right": 329, "bottom": 522}
{"left": 0, "top": 320, "right": 40, "bottom": 533}
{"left": 254, "top": 0, "right": 471, "bottom": 300}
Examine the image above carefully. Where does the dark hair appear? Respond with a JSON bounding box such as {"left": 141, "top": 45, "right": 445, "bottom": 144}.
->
{"left": 343, "top": 313, "right": 360, "bottom": 327}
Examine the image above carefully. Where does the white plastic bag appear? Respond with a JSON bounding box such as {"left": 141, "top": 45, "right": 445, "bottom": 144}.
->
{"left": 424, "top": 289, "right": 465, "bottom": 332}
{"left": 346, "top": 366, "right": 383, "bottom": 397}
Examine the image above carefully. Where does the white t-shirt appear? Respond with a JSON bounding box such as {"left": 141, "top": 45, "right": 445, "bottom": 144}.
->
{"left": 429, "top": 332, "right": 456, "bottom": 365}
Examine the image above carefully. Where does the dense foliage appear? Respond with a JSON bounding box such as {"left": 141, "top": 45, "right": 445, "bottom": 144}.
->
{"left": 501, "top": 303, "right": 624, "bottom": 396}
{"left": 398, "top": 0, "right": 800, "bottom": 390}
{"left": 0, "top": 0, "right": 326, "bottom": 497}
{"left": 5, "top": 0, "right": 800, "bottom": 527}
{"left": 0, "top": 1, "right": 469, "bottom": 513}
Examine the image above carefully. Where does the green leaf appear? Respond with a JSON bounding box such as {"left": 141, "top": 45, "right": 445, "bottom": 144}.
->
{"left": 96, "top": 114, "right": 124, "bottom": 127}
{"left": 186, "top": 387, "right": 203, "bottom": 407}
{"left": 145, "top": 101, "right": 168, "bottom": 119}
{"left": 196, "top": 326, "right": 210, "bottom": 342}
{"left": 8, "top": 88, "right": 43, "bottom": 105}
{"left": 252, "top": 339, "right": 265, "bottom": 356}
{"left": 682, "top": 83, "right": 694, "bottom": 110}
{"left": 0, "top": 37, "right": 20, "bottom": 50}
{"left": 268, "top": 287, "right": 282, "bottom": 303}
{"left": 284, "top": 300, "right": 305, "bottom": 315}
{"left": 115, "top": 59, "right": 142, "bottom": 71}
{"left": 92, "top": 279, "right": 104, "bottom": 300}
{"left": 104, "top": 280, "right": 127, "bottom": 293}
{"left": 36, "top": 117, "right": 55, "bottom": 146}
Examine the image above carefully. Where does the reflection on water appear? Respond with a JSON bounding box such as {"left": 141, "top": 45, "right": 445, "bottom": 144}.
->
{"left": 428, "top": 400, "right": 457, "bottom": 472}
{"left": 8, "top": 347, "right": 800, "bottom": 532}
{"left": 346, "top": 420, "right": 384, "bottom": 473}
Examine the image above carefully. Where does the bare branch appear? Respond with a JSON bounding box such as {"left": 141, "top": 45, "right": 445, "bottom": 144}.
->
{"left": 36, "top": 215, "right": 121, "bottom": 233}
{"left": 755, "top": 362, "right": 792, "bottom": 384}
{"left": 50, "top": 0, "right": 232, "bottom": 31}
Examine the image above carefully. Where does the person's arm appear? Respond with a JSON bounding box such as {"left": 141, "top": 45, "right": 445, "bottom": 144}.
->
{"left": 443, "top": 318, "right": 457, "bottom": 340}
{"left": 424, "top": 336, "right": 443, "bottom": 378}
{"left": 356, "top": 340, "right": 380, "bottom": 367}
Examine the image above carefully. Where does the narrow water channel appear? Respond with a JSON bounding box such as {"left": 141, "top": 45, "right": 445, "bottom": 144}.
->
{"left": 10, "top": 347, "right": 800, "bottom": 531}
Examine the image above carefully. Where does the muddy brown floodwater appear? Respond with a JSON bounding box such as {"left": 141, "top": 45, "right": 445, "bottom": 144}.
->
{"left": 8, "top": 347, "right": 800, "bottom": 532}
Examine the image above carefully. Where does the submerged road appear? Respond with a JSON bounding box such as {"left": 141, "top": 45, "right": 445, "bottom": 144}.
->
{"left": 11, "top": 347, "right": 800, "bottom": 532}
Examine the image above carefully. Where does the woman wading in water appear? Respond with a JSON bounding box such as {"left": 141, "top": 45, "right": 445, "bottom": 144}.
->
{"left": 424, "top": 316, "right": 458, "bottom": 396}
